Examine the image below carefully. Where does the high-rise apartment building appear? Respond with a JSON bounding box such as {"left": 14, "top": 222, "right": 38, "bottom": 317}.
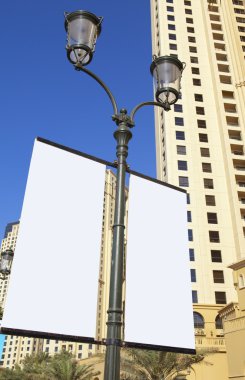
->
{"left": 151, "top": 0, "right": 245, "bottom": 377}
{"left": 0, "top": 169, "right": 120, "bottom": 368}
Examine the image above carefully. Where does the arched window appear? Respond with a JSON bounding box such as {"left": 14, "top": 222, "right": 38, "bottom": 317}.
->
{"left": 239, "top": 274, "right": 245, "bottom": 288}
{"left": 215, "top": 315, "right": 223, "bottom": 329}
{"left": 193, "top": 312, "right": 205, "bottom": 328}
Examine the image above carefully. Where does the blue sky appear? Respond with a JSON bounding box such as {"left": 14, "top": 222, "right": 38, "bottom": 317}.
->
{"left": 0, "top": 0, "right": 155, "bottom": 353}
{"left": 0, "top": 0, "right": 156, "bottom": 239}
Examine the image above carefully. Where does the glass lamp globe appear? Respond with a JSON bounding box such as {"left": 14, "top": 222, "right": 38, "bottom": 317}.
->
{"left": 65, "top": 10, "right": 102, "bottom": 66}
{"left": 150, "top": 55, "right": 184, "bottom": 108}
{"left": 0, "top": 249, "right": 14, "bottom": 277}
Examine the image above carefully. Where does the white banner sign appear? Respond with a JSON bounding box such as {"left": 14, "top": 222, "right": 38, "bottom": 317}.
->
{"left": 2, "top": 140, "right": 105, "bottom": 339}
{"left": 125, "top": 174, "right": 195, "bottom": 351}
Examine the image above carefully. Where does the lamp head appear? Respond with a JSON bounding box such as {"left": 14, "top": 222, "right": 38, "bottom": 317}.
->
{"left": 150, "top": 55, "right": 185, "bottom": 109}
{"left": 65, "top": 10, "right": 103, "bottom": 66}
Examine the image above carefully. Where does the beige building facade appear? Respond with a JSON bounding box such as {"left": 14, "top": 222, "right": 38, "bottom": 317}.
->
{"left": 0, "top": 169, "right": 119, "bottom": 368}
{"left": 150, "top": 0, "right": 245, "bottom": 378}
{"left": 219, "top": 259, "right": 245, "bottom": 379}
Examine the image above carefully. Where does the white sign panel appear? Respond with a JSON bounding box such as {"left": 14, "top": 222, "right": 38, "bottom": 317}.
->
{"left": 125, "top": 175, "right": 195, "bottom": 351}
{"left": 2, "top": 139, "right": 105, "bottom": 339}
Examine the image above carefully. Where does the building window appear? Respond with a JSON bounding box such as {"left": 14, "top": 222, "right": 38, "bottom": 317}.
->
{"left": 177, "top": 145, "right": 186, "bottom": 155}
{"left": 179, "top": 176, "right": 189, "bottom": 187}
{"left": 215, "top": 315, "right": 223, "bottom": 329}
{"left": 193, "top": 312, "right": 204, "bottom": 328}
{"left": 188, "top": 229, "right": 193, "bottom": 241}
{"left": 167, "top": 15, "right": 175, "bottom": 21}
{"left": 206, "top": 195, "right": 216, "bottom": 206}
{"left": 207, "top": 212, "right": 218, "bottom": 223}
{"left": 189, "top": 248, "right": 195, "bottom": 261}
{"left": 203, "top": 178, "right": 214, "bottom": 189}
{"left": 193, "top": 78, "right": 201, "bottom": 86}
{"left": 187, "top": 211, "right": 192, "bottom": 222}
{"left": 169, "top": 33, "right": 177, "bottom": 40}
{"left": 190, "top": 56, "right": 199, "bottom": 63}
{"left": 202, "top": 163, "right": 212, "bottom": 173}
{"left": 236, "top": 17, "right": 245, "bottom": 23}
{"left": 178, "top": 160, "right": 188, "bottom": 170}
{"left": 189, "top": 46, "right": 197, "bottom": 53}
{"left": 184, "top": 0, "right": 192, "bottom": 5}
{"left": 176, "top": 131, "right": 185, "bottom": 140}
{"left": 174, "top": 104, "right": 183, "bottom": 112}
{"left": 199, "top": 133, "right": 208, "bottom": 142}
{"left": 190, "top": 269, "right": 196, "bottom": 282}
{"left": 167, "top": 6, "right": 174, "bottom": 12}
{"left": 55, "top": 347, "right": 58, "bottom": 352}
{"left": 191, "top": 67, "right": 200, "bottom": 75}
{"left": 186, "top": 18, "right": 194, "bottom": 23}
{"left": 209, "top": 231, "right": 220, "bottom": 243}
{"left": 79, "top": 345, "right": 83, "bottom": 350}
{"left": 187, "top": 193, "right": 190, "bottom": 204}
{"left": 192, "top": 291, "right": 198, "bottom": 303}
{"left": 188, "top": 36, "right": 196, "bottom": 43}
{"left": 168, "top": 24, "right": 176, "bottom": 30}
{"left": 175, "top": 117, "right": 184, "bottom": 126}
{"left": 239, "top": 274, "right": 245, "bottom": 288}
{"left": 215, "top": 291, "right": 226, "bottom": 304}
{"left": 235, "top": 8, "right": 245, "bottom": 14}
{"left": 201, "top": 148, "right": 210, "bottom": 157}
{"left": 169, "top": 43, "right": 177, "bottom": 50}
{"left": 233, "top": 0, "right": 243, "bottom": 4}
{"left": 195, "top": 94, "right": 203, "bottom": 102}
{"left": 197, "top": 120, "right": 207, "bottom": 128}
{"left": 196, "top": 107, "right": 205, "bottom": 115}
{"left": 78, "top": 353, "right": 82, "bottom": 359}
{"left": 187, "top": 26, "right": 195, "bottom": 33}
{"left": 213, "top": 270, "right": 224, "bottom": 283}
{"left": 211, "top": 250, "right": 222, "bottom": 263}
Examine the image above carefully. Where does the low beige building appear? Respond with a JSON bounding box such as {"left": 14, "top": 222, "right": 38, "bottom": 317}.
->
{"left": 219, "top": 259, "right": 245, "bottom": 380}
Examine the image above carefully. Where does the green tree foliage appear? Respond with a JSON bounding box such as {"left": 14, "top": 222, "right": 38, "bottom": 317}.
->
{"left": 45, "top": 351, "right": 100, "bottom": 380}
{"left": 120, "top": 348, "right": 214, "bottom": 380}
{"left": 0, "top": 351, "right": 100, "bottom": 380}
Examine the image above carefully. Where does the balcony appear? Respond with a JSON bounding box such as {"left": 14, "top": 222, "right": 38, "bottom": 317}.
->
{"left": 229, "top": 131, "right": 242, "bottom": 141}
{"left": 214, "top": 42, "right": 226, "bottom": 52}
{"left": 234, "top": 159, "right": 245, "bottom": 173}
{"left": 231, "top": 144, "right": 244, "bottom": 156}
{"left": 227, "top": 120, "right": 239, "bottom": 130}
{"left": 195, "top": 336, "right": 226, "bottom": 351}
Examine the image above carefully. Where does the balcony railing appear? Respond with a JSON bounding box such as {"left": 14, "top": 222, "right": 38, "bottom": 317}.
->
{"left": 195, "top": 337, "right": 226, "bottom": 349}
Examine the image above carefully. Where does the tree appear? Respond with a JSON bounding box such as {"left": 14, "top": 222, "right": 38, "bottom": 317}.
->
{"left": 21, "top": 352, "right": 51, "bottom": 379}
{"left": 120, "top": 348, "right": 214, "bottom": 380}
{"left": 45, "top": 351, "right": 100, "bottom": 380}
{"left": 0, "top": 351, "right": 100, "bottom": 380}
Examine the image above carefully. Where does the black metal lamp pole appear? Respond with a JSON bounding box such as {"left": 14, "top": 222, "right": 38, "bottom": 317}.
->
{"left": 64, "top": 10, "right": 184, "bottom": 380}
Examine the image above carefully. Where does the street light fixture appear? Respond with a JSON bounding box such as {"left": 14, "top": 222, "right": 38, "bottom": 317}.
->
{"left": 0, "top": 249, "right": 14, "bottom": 280}
{"left": 64, "top": 10, "right": 185, "bottom": 380}
{"left": 65, "top": 10, "right": 103, "bottom": 66}
{"left": 150, "top": 55, "right": 184, "bottom": 110}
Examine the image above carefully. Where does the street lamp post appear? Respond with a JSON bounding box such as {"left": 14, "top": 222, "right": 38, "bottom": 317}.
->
{"left": 64, "top": 10, "right": 184, "bottom": 380}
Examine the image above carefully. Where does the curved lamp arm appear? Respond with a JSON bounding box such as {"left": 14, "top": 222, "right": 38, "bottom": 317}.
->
{"left": 130, "top": 101, "right": 170, "bottom": 122}
{"left": 75, "top": 63, "right": 119, "bottom": 115}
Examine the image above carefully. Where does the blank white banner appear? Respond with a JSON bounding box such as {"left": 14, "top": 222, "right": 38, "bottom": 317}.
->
{"left": 2, "top": 139, "right": 105, "bottom": 339}
{"left": 125, "top": 175, "right": 195, "bottom": 351}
